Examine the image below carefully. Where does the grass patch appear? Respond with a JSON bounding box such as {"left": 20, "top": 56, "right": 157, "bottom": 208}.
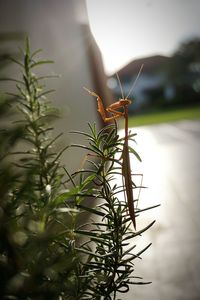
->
{"left": 125, "top": 105, "right": 200, "bottom": 127}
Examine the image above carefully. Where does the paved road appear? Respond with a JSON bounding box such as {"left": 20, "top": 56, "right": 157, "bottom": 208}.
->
{"left": 120, "top": 120, "right": 200, "bottom": 300}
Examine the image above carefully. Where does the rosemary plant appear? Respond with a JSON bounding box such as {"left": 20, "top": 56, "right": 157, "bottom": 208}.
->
{"left": 71, "top": 122, "right": 156, "bottom": 300}
{"left": 0, "top": 38, "right": 157, "bottom": 300}
{"left": 0, "top": 38, "right": 83, "bottom": 299}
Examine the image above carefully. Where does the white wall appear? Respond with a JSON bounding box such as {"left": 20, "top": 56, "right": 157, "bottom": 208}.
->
{"left": 0, "top": 0, "right": 108, "bottom": 172}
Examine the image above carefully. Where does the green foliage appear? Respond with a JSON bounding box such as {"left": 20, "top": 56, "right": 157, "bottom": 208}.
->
{"left": 0, "top": 38, "right": 80, "bottom": 299}
{"left": 71, "top": 123, "right": 156, "bottom": 300}
{"left": 127, "top": 105, "right": 200, "bottom": 127}
{"left": 0, "top": 38, "right": 156, "bottom": 300}
{"left": 70, "top": 124, "right": 154, "bottom": 299}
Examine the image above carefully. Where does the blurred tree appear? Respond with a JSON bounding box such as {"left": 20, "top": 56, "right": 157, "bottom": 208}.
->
{"left": 168, "top": 38, "right": 200, "bottom": 105}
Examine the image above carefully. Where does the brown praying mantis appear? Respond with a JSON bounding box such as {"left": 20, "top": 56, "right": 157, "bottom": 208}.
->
{"left": 84, "top": 65, "right": 143, "bottom": 230}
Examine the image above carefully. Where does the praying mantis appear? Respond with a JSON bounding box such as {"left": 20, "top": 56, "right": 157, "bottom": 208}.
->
{"left": 84, "top": 66, "right": 143, "bottom": 230}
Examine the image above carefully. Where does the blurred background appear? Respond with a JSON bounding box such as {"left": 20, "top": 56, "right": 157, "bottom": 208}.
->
{"left": 0, "top": 0, "right": 200, "bottom": 299}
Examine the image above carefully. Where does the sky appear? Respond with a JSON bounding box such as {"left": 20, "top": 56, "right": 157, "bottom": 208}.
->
{"left": 86, "top": 0, "right": 200, "bottom": 75}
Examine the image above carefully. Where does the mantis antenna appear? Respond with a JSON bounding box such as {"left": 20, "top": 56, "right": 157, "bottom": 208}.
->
{"left": 125, "top": 64, "right": 144, "bottom": 99}
{"left": 116, "top": 72, "right": 124, "bottom": 99}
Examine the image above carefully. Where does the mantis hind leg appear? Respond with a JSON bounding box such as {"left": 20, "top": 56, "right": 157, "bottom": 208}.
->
{"left": 131, "top": 173, "right": 144, "bottom": 210}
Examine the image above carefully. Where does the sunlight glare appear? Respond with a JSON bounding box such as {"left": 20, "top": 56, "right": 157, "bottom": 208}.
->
{"left": 86, "top": 0, "right": 200, "bottom": 75}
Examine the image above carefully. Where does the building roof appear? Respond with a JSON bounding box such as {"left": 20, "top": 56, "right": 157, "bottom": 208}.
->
{"left": 115, "top": 55, "right": 171, "bottom": 78}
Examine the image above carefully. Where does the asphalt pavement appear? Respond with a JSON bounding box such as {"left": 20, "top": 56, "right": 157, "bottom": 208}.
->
{"left": 119, "top": 120, "right": 200, "bottom": 300}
